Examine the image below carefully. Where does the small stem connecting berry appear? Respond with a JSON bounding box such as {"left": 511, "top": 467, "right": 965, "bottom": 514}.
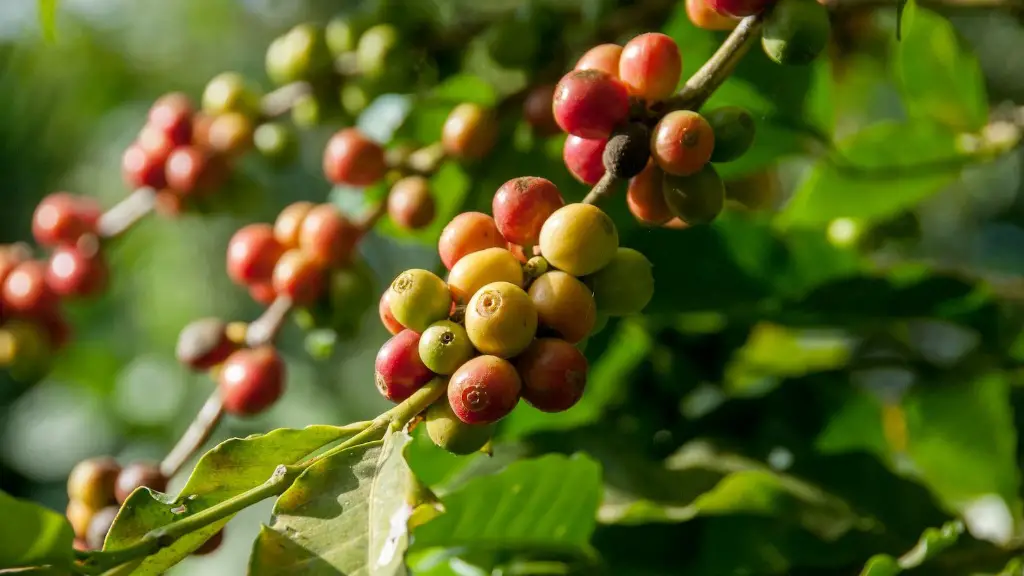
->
{"left": 96, "top": 187, "right": 158, "bottom": 239}
{"left": 159, "top": 392, "right": 225, "bottom": 479}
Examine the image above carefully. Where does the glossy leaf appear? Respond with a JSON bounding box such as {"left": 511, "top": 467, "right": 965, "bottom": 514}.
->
{"left": 0, "top": 490, "right": 73, "bottom": 570}
{"left": 858, "top": 521, "right": 965, "bottom": 575}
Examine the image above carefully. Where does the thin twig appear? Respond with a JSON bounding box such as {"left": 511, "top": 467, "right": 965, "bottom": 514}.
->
{"left": 582, "top": 172, "right": 621, "bottom": 206}
{"left": 159, "top": 392, "right": 224, "bottom": 479}
{"left": 97, "top": 188, "right": 158, "bottom": 239}
{"left": 245, "top": 296, "right": 294, "bottom": 348}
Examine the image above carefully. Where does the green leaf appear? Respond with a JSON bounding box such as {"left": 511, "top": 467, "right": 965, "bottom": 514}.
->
{"left": 858, "top": 521, "right": 965, "bottom": 575}
{"left": 38, "top": 0, "right": 58, "bottom": 42}
{"left": 781, "top": 121, "right": 961, "bottom": 226}
{"left": 428, "top": 74, "right": 498, "bottom": 107}
{"left": 897, "top": 0, "right": 988, "bottom": 131}
{"left": 104, "top": 425, "right": 362, "bottom": 575}
{"left": 250, "top": 430, "right": 414, "bottom": 575}
{"left": 0, "top": 490, "right": 73, "bottom": 570}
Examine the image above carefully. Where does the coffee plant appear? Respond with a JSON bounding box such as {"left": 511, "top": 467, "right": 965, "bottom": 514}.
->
{"left": 2, "top": 0, "right": 1024, "bottom": 574}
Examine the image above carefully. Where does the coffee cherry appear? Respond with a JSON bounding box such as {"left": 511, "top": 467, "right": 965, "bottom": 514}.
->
{"left": 114, "top": 462, "right": 167, "bottom": 505}
{"left": 523, "top": 84, "right": 559, "bottom": 135}
{"left": 516, "top": 338, "right": 588, "bottom": 412}
{"left": 425, "top": 398, "right": 495, "bottom": 455}
{"left": 122, "top": 143, "right": 167, "bottom": 190}
{"left": 272, "top": 249, "right": 324, "bottom": 305}
{"left": 419, "top": 320, "right": 473, "bottom": 375}
{"left": 202, "top": 72, "right": 261, "bottom": 117}
{"left": 585, "top": 248, "right": 654, "bottom": 316}
{"left": 46, "top": 243, "right": 108, "bottom": 298}
{"left": 538, "top": 204, "right": 619, "bottom": 277}
{"left": 85, "top": 506, "right": 119, "bottom": 551}
{"left": 32, "top": 193, "right": 100, "bottom": 248}
{"left": 375, "top": 329, "right": 434, "bottom": 402}
{"left": 707, "top": 0, "right": 774, "bottom": 17}
{"left": 527, "top": 271, "right": 597, "bottom": 344}
{"left": 148, "top": 92, "right": 193, "bottom": 146}
{"left": 388, "top": 269, "right": 451, "bottom": 332}
{"left": 651, "top": 111, "right": 715, "bottom": 176}
{"left": 553, "top": 69, "right": 630, "bottom": 139}
{"left": 618, "top": 33, "right": 682, "bottom": 102}
{"left": 448, "top": 355, "right": 522, "bottom": 424}
{"left": 249, "top": 282, "right": 277, "bottom": 306}
{"left": 326, "top": 15, "right": 365, "bottom": 56}
{"left": 176, "top": 317, "right": 238, "bottom": 371}
{"left": 687, "top": 0, "right": 740, "bottom": 30}
{"left": 166, "top": 146, "right": 225, "bottom": 196}
{"left": 356, "top": 24, "right": 402, "bottom": 81}
{"left": 193, "top": 529, "right": 225, "bottom": 556}
{"left": 154, "top": 190, "right": 185, "bottom": 217}
{"left": 219, "top": 346, "right": 286, "bottom": 416}
{"left": 705, "top": 107, "right": 756, "bottom": 163}
{"left": 663, "top": 163, "right": 726, "bottom": 225}
{"left": 2, "top": 260, "right": 58, "bottom": 317}
{"left": 438, "top": 212, "right": 505, "bottom": 270}
{"left": 603, "top": 123, "right": 651, "bottom": 179}
{"left": 442, "top": 103, "right": 499, "bottom": 161}
{"left": 627, "top": 161, "right": 673, "bottom": 225}
{"left": 323, "top": 128, "right": 387, "bottom": 186}
{"left": 254, "top": 122, "right": 297, "bottom": 163}
{"left": 66, "top": 500, "right": 95, "bottom": 540}
{"left": 226, "top": 224, "right": 285, "bottom": 286}
{"left": 563, "top": 135, "right": 607, "bottom": 185}
{"left": 388, "top": 176, "right": 436, "bottom": 230}
{"left": 273, "top": 201, "right": 315, "bottom": 249}
{"left": 379, "top": 291, "right": 404, "bottom": 335}
{"left": 447, "top": 247, "right": 524, "bottom": 305}
{"left": 465, "top": 281, "right": 538, "bottom": 358}
{"left": 297, "top": 204, "right": 360, "bottom": 268}
{"left": 575, "top": 44, "right": 623, "bottom": 78}
{"left": 492, "top": 177, "right": 565, "bottom": 246}
{"left": 762, "top": 0, "right": 831, "bottom": 66}
{"left": 290, "top": 93, "right": 322, "bottom": 129}
{"left": 265, "top": 24, "right": 331, "bottom": 85}
{"left": 207, "top": 112, "right": 255, "bottom": 157}
{"left": 190, "top": 113, "right": 215, "bottom": 151}
{"left": 0, "top": 320, "right": 53, "bottom": 380}
{"left": 67, "top": 457, "right": 120, "bottom": 509}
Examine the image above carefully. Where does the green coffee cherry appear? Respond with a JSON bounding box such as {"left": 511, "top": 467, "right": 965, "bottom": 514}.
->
{"left": 761, "top": 0, "right": 831, "bottom": 66}
{"left": 265, "top": 23, "right": 332, "bottom": 86}
{"left": 340, "top": 83, "right": 372, "bottom": 116}
{"left": 424, "top": 398, "right": 496, "bottom": 455}
{"left": 291, "top": 93, "right": 322, "bottom": 128}
{"left": 705, "top": 107, "right": 755, "bottom": 163}
{"left": 388, "top": 269, "right": 452, "bottom": 333}
{"left": 253, "top": 122, "right": 297, "bottom": 163}
{"left": 418, "top": 320, "right": 474, "bottom": 375}
{"left": 326, "top": 15, "right": 367, "bottom": 57}
{"left": 356, "top": 24, "right": 401, "bottom": 81}
{"left": 584, "top": 248, "right": 654, "bottom": 316}
{"left": 0, "top": 320, "right": 52, "bottom": 382}
{"left": 662, "top": 163, "right": 725, "bottom": 225}
{"left": 202, "top": 72, "right": 262, "bottom": 118}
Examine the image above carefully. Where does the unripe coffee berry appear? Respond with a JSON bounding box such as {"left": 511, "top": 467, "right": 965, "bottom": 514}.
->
{"left": 46, "top": 243, "right": 108, "bottom": 299}
{"left": 226, "top": 224, "right": 285, "bottom": 286}
{"left": 379, "top": 291, "right": 404, "bottom": 335}
{"left": 523, "top": 84, "right": 559, "bottom": 135}
{"left": 574, "top": 43, "right": 623, "bottom": 78}
{"left": 32, "top": 193, "right": 100, "bottom": 248}
{"left": 388, "top": 176, "right": 436, "bottom": 230}
{"left": 663, "top": 163, "right": 726, "bottom": 225}
{"left": 516, "top": 338, "right": 588, "bottom": 413}
{"left": 465, "top": 281, "right": 538, "bottom": 358}
{"left": 207, "top": 112, "right": 255, "bottom": 157}
{"left": 651, "top": 111, "right": 715, "bottom": 176}
{"left": 425, "top": 398, "right": 495, "bottom": 455}
{"left": 202, "top": 72, "right": 261, "bottom": 117}
{"left": 527, "top": 271, "right": 597, "bottom": 344}
{"left": 115, "top": 462, "right": 168, "bottom": 504}
{"left": 356, "top": 24, "right": 402, "bottom": 80}
{"left": 176, "top": 317, "right": 238, "bottom": 371}
{"left": 297, "top": 204, "right": 360, "bottom": 268}
{"left": 707, "top": 0, "right": 774, "bottom": 17}
{"left": 418, "top": 320, "right": 474, "bottom": 375}
{"left": 553, "top": 69, "right": 630, "bottom": 139}
{"left": 2, "top": 260, "right": 58, "bottom": 317}
{"left": 0, "top": 320, "right": 53, "bottom": 382}
{"left": 442, "top": 103, "right": 499, "bottom": 161}
{"left": 538, "top": 204, "right": 619, "bottom": 277}
{"left": 446, "top": 247, "right": 524, "bottom": 305}
{"left": 67, "top": 456, "right": 120, "bottom": 509}
{"left": 375, "top": 329, "right": 434, "bottom": 402}
{"left": 148, "top": 92, "right": 193, "bottom": 146}
{"left": 618, "top": 33, "right": 682, "bottom": 102}
{"left": 265, "top": 24, "right": 331, "bottom": 85}
{"left": 323, "top": 128, "right": 387, "bottom": 186}
{"left": 762, "top": 0, "right": 831, "bottom": 66}
{"left": 627, "top": 161, "right": 673, "bottom": 225}
{"left": 121, "top": 143, "right": 167, "bottom": 190}
{"left": 272, "top": 249, "right": 324, "bottom": 305}
{"left": 254, "top": 122, "right": 297, "bottom": 163}
{"left": 218, "top": 346, "right": 286, "bottom": 416}
{"left": 563, "top": 135, "right": 607, "bottom": 185}
{"left": 273, "top": 201, "right": 315, "bottom": 249}
{"left": 388, "top": 269, "right": 452, "bottom": 332}
{"left": 66, "top": 500, "right": 95, "bottom": 540}
{"left": 86, "top": 506, "right": 119, "bottom": 551}
{"left": 705, "top": 106, "right": 756, "bottom": 163}
{"left": 603, "top": 123, "right": 651, "bottom": 179}
{"left": 438, "top": 212, "right": 505, "bottom": 270}
{"left": 584, "top": 248, "right": 655, "bottom": 316}
{"left": 687, "top": 0, "right": 740, "bottom": 30}
{"left": 326, "top": 15, "right": 364, "bottom": 56}
{"left": 492, "top": 177, "right": 565, "bottom": 246}
{"left": 447, "top": 355, "right": 522, "bottom": 424}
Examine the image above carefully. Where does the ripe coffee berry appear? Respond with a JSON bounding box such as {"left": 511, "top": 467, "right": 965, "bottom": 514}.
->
{"left": 219, "top": 346, "right": 286, "bottom": 416}
{"left": 298, "top": 204, "right": 360, "bottom": 268}
{"left": 418, "top": 320, "right": 474, "bottom": 375}
{"left": 618, "top": 33, "right": 682, "bottom": 102}
{"left": 687, "top": 0, "right": 740, "bottom": 30}
{"left": 202, "top": 72, "right": 261, "bottom": 117}
{"left": 273, "top": 201, "right": 315, "bottom": 249}
{"left": 762, "top": 0, "right": 831, "bottom": 66}
{"left": 375, "top": 329, "right": 434, "bottom": 402}
{"left": 651, "top": 111, "right": 715, "bottom": 176}
{"left": 446, "top": 247, "right": 524, "bottom": 305}
{"left": 425, "top": 398, "right": 495, "bottom": 455}
{"left": 527, "top": 271, "right": 597, "bottom": 344}
{"left": 388, "top": 269, "right": 452, "bottom": 333}
{"left": 67, "top": 456, "right": 120, "bottom": 509}
{"left": 66, "top": 500, "right": 94, "bottom": 540}
{"left": 603, "top": 123, "right": 651, "bottom": 179}
{"left": 448, "top": 355, "right": 522, "bottom": 424}
{"left": 563, "top": 135, "right": 607, "bottom": 185}
{"left": 553, "top": 69, "right": 630, "bottom": 139}
{"left": 539, "top": 204, "right": 619, "bottom": 277}
{"left": 663, "top": 163, "right": 726, "bottom": 225}
{"left": 438, "top": 212, "right": 505, "bottom": 270}
{"left": 249, "top": 282, "right": 277, "bottom": 306}
{"left": 522, "top": 84, "right": 559, "bottom": 135}
{"left": 2, "top": 260, "right": 58, "bottom": 316}
{"left": 378, "top": 291, "right": 404, "bottom": 336}
{"left": 166, "top": 146, "right": 225, "bottom": 196}
{"left": 388, "top": 176, "right": 436, "bottom": 230}
{"left": 122, "top": 143, "right": 167, "bottom": 190}
{"left": 115, "top": 462, "right": 168, "bottom": 504}
{"left": 207, "top": 112, "right": 255, "bottom": 157}
{"left": 705, "top": 107, "right": 756, "bottom": 163}
{"left": 46, "top": 243, "right": 108, "bottom": 298}
{"left": 707, "top": 0, "right": 774, "bottom": 17}
{"left": 323, "top": 128, "right": 387, "bottom": 186}
{"left": 492, "top": 177, "right": 565, "bottom": 246}
{"left": 86, "top": 506, "right": 119, "bottom": 551}
{"left": 32, "top": 193, "right": 100, "bottom": 248}
{"left": 627, "top": 161, "right": 673, "bottom": 225}
{"left": 585, "top": 248, "right": 655, "bottom": 316}
{"left": 465, "top": 281, "right": 538, "bottom": 358}
{"left": 226, "top": 224, "right": 285, "bottom": 286}
{"left": 575, "top": 44, "right": 623, "bottom": 78}
{"left": 176, "top": 317, "right": 238, "bottom": 371}
{"left": 272, "top": 249, "right": 324, "bottom": 305}
{"left": 516, "top": 338, "right": 588, "bottom": 413}
{"left": 148, "top": 92, "right": 193, "bottom": 146}
{"left": 442, "top": 103, "right": 499, "bottom": 161}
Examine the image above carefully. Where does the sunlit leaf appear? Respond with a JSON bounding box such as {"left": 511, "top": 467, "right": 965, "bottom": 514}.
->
{"left": 0, "top": 490, "right": 73, "bottom": 570}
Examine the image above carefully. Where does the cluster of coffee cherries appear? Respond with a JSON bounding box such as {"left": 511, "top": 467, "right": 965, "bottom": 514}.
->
{"left": 686, "top": 0, "right": 830, "bottom": 66}
{"left": 374, "top": 177, "right": 654, "bottom": 455}
{"left": 64, "top": 456, "right": 222, "bottom": 554}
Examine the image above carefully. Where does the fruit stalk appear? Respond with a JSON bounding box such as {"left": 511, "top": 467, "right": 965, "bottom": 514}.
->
{"left": 259, "top": 81, "right": 314, "bottom": 119}
{"left": 581, "top": 172, "right": 621, "bottom": 206}
{"left": 244, "top": 295, "right": 294, "bottom": 348}
{"left": 96, "top": 187, "right": 158, "bottom": 239}
{"left": 159, "top": 391, "right": 225, "bottom": 479}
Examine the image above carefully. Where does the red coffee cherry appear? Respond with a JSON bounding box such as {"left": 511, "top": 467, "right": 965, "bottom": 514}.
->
{"left": 552, "top": 69, "right": 630, "bottom": 139}
{"left": 273, "top": 201, "right": 315, "bottom": 249}
{"left": 32, "top": 193, "right": 101, "bottom": 248}
{"left": 226, "top": 223, "right": 285, "bottom": 286}
{"left": 437, "top": 212, "right": 505, "bottom": 270}
{"left": 447, "top": 355, "right": 522, "bottom": 425}
{"left": 627, "top": 161, "right": 673, "bottom": 225}
{"left": 166, "top": 146, "right": 226, "bottom": 197}
{"left": 387, "top": 176, "right": 436, "bottom": 230}
{"left": 323, "top": 128, "right": 387, "bottom": 186}
{"left": 85, "top": 506, "right": 119, "bottom": 551}
{"left": 193, "top": 529, "right": 225, "bottom": 556}
{"left": 154, "top": 190, "right": 185, "bottom": 217}
{"left": 207, "top": 112, "right": 255, "bottom": 157}
{"left": 67, "top": 456, "right": 120, "bottom": 509}
{"left": 249, "top": 282, "right": 277, "bottom": 306}
{"left": 574, "top": 43, "right": 623, "bottom": 78}
{"left": 2, "top": 260, "right": 58, "bottom": 317}
{"left": 522, "top": 84, "right": 559, "bottom": 135}
{"left": 707, "top": 0, "right": 774, "bottom": 17}
{"left": 618, "top": 33, "right": 683, "bottom": 102}
{"left": 114, "top": 462, "right": 168, "bottom": 504}
{"left": 651, "top": 110, "right": 715, "bottom": 176}
{"left": 219, "top": 346, "right": 286, "bottom": 416}
{"left": 687, "top": 0, "right": 740, "bottom": 30}
{"left": 40, "top": 312, "right": 71, "bottom": 350}
{"left": 175, "top": 317, "right": 238, "bottom": 371}
{"left": 562, "top": 135, "right": 607, "bottom": 185}
{"left": 297, "top": 204, "right": 360, "bottom": 268}
{"left": 378, "top": 291, "right": 404, "bottom": 335}
{"left": 375, "top": 329, "right": 434, "bottom": 402}
{"left": 137, "top": 124, "right": 176, "bottom": 161}
{"left": 122, "top": 143, "right": 167, "bottom": 190}
{"left": 492, "top": 177, "right": 565, "bottom": 246}
{"left": 515, "top": 338, "right": 588, "bottom": 413}
{"left": 147, "top": 92, "right": 193, "bottom": 146}
{"left": 441, "top": 103, "right": 499, "bottom": 161}
{"left": 45, "top": 242, "right": 108, "bottom": 299}
{"left": 272, "top": 249, "right": 324, "bottom": 305}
